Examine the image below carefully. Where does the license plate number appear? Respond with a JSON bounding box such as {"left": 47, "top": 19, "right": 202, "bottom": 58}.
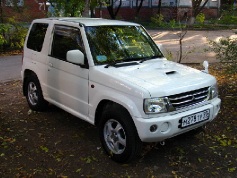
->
{"left": 179, "top": 109, "right": 210, "bottom": 129}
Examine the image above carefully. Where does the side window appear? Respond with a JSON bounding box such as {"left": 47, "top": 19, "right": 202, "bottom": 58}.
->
{"left": 27, "top": 23, "right": 48, "bottom": 52}
{"left": 51, "top": 25, "right": 84, "bottom": 61}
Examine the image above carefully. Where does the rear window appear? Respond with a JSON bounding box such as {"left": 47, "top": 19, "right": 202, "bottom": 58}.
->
{"left": 27, "top": 23, "right": 48, "bottom": 52}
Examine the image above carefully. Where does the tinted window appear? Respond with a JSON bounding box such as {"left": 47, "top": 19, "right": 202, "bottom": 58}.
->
{"left": 51, "top": 25, "right": 84, "bottom": 61}
{"left": 27, "top": 23, "right": 48, "bottom": 52}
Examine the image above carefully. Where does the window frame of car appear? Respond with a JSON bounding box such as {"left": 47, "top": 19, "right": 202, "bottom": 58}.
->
{"left": 50, "top": 24, "right": 88, "bottom": 68}
{"left": 27, "top": 22, "right": 49, "bottom": 52}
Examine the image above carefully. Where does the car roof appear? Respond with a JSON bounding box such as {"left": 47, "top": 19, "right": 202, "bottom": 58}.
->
{"left": 33, "top": 18, "right": 140, "bottom": 27}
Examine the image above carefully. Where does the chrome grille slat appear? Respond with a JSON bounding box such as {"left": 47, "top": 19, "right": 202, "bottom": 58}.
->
{"left": 172, "top": 98, "right": 196, "bottom": 105}
{"left": 168, "top": 87, "right": 209, "bottom": 110}
{"left": 193, "top": 90, "right": 208, "bottom": 95}
{"left": 194, "top": 95, "right": 207, "bottom": 100}
{"left": 169, "top": 94, "right": 193, "bottom": 101}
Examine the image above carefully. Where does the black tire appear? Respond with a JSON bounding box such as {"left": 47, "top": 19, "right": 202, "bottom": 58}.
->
{"left": 25, "top": 75, "right": 48, "bottom": 111}
{"left": 99, "top": 103, "right": 142, "bottom": 163}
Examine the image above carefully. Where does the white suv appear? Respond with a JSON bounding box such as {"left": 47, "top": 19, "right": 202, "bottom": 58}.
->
{"left": 22, "top": 18, "right": 221, "bottom": 163}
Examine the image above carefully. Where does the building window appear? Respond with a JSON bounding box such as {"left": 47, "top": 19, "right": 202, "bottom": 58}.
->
{"left": 5, "top": 0, "right": 24, "bottom": 7}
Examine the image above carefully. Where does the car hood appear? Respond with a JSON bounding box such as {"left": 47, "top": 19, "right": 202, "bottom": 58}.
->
{"left": 91, "top": 59, "right": 216, "bottom": 98}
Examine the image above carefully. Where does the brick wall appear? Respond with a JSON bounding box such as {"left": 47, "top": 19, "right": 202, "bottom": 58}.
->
{"left": 1, "top": 0, "right": 47, "bottom": 22}
{"left": 95, "top": 7, "right": 219, "bottom": 21}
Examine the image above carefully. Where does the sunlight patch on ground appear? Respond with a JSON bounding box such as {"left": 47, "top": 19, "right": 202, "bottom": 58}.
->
{"left": 214, "top": 34, "right": 237, "bottom": 42}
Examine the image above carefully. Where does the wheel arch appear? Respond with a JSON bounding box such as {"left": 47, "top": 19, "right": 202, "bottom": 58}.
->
{"left": 22, "top": 69, "right": 38, "bottom": 96}
{"left": 94, "top": 100, "right": 134, "bottom": 127}
{"left": 97, "top": 99, "right": 143, "bottom": 163}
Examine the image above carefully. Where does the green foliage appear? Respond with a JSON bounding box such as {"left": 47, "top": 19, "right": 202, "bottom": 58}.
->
{"left": 0, "top": 35, "right": 4, "bottom": 46}
{"left": 48, "top": 0, "right": 85, "bottom": 17}
{"left": 150, "top": 14, "right": 166, "bottom": 27}
{"left": 150, "top": 14, "right": 186, "bottom": 29}
{"left": 219, "top": 15, "right": 237, "bottom": 25}
{"left": 168, "top": 19, "right": 176, "bottom": 29}
{"left": 0, "top": 24, "right": 11, "bottom": 46}
{"left": 164, "top": 49, "right": 173, "bottom": 61}
{"left": 0, "top": 18, "right": 27, "bottom": 51}
{"left": 196, "top": 13, "right": 205, "bottom": 24}
{"left": 209, "top": 37, "right": 237, "bottom": 73}
{"left": 218, "top": 6, "right": 237, "bottom": 25}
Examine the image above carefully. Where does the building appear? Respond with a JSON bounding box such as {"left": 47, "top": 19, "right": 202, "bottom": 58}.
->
{"left": 0, "top": 0, "right": 48, "bottom": 22}
{"left": 95, "top": 0, "right": 221, "bottom": 21}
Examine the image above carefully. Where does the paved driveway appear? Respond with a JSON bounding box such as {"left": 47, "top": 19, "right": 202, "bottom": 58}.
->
{"left": 0, "top": 55, "right": 22, "bottom": 82}
{"left": 149, "top": 29, "right": 237, "bottom": 63}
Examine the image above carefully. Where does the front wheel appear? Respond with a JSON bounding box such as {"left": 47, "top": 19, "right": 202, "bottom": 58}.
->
{"left": 99, "top": 103, "right": 142, "bottom": 163}
{"left": 25, "top": 75, "right": 48, "bottom": 111}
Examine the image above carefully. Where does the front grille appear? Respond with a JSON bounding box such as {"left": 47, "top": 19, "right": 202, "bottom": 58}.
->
{"left": 168, "top": 87, "right": 209, "bottom": 110}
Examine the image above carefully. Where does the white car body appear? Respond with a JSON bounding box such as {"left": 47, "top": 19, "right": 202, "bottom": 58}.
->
{"left": 22, "top": 18, "right": 221, "bottom": 161}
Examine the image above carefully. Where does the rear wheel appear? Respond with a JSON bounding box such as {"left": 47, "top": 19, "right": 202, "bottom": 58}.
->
{"left": 25, "top": 75, "right": 48, "bottom": 111}
{"left": 99, "top": 103, "right": 142, "bottom": 163}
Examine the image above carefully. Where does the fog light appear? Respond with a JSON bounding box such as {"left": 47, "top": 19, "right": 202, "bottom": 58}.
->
{"left": 150, "top": 125, "right": 158, "bottom": 132}
{"left": 160, "top": 122, "right": 169, "bottom": 133}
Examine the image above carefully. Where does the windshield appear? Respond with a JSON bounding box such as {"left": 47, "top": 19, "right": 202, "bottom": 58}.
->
{"left": 85, "top": 25, "right": 163, "bottom": 65}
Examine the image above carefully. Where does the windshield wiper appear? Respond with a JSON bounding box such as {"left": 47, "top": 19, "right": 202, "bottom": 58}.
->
{"left": 140, "top": 55, "right": 162, "bottom": 63}
{"left": 104, "top": 60, "right": 139, "bottom": 68}
{"left": 104, "top": 61, "right": 118, "bottom": 68}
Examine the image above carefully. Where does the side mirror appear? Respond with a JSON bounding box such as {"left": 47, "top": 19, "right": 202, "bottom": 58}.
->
{"left": 202, "top": 60, "right": 209, "bottom": 73}
{"left": 66, "top": 50, "right": 84, "bottom": 65}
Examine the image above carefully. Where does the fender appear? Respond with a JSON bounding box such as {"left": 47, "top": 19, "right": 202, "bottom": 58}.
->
{"left": 88, "top": 81, "right": 150, "bottom": 124}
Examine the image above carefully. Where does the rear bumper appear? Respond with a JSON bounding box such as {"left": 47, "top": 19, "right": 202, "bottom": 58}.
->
{"left": 133, "top": 98, "right": 221, "bottom": 142}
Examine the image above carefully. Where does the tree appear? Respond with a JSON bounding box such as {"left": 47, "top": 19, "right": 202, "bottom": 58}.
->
{"left": 82, "top": 0, "right": 90, "bottom": 17}
{"left": 106, "top": 0, "right": 122, "bottom": 19}
{"left": 157, "top": 0, "right": 162, "bottom": 15}
{"left": 48, "top": 0, "right": 85, "bottom": 17}
{"left": 209, "top": 37, "right": 237, "bottom": 73}
{"left": 135, "top": 0, "right": 144, "bottom": 19}
{"left": 89, "top": 0, "right": 100, "bottom": 17}
{"left": 0, "top": 0, "right": 3, "bottom": 23}
{"left": 190, "top": 0, "right": 209, "bottom": 24}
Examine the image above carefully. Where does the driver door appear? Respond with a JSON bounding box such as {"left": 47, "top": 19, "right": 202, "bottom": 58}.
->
{"left": 46, "top": 25, "right": 89, "bottom": 118}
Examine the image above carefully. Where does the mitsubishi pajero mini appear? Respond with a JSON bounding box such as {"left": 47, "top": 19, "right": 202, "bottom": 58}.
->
{"left": 22, "top": 18, "right": 221, "bottom": 163}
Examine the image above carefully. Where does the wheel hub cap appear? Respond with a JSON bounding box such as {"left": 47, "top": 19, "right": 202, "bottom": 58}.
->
{"left": 104, "top": 119, "right": 126, "bottom": 154}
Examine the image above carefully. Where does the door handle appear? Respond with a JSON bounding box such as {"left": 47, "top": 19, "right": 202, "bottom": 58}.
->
{"left": 49, "top": 62, "right": 53, "bottom": 67}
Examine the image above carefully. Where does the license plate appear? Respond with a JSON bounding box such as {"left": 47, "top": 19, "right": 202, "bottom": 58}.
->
{"left": 179, "top": 109, "right": 210, "bottom": 129}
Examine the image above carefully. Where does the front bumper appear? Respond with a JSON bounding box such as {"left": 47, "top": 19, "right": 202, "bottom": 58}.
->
{"left": 133, "top": 98, "right": 221, "bottom": 142}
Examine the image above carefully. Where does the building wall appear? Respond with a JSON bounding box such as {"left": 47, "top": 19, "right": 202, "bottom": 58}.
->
{"left": 1, "top": 0, "right": 47, "bottom": 22}
{"left": 95, "top": 7, "right": 219, "bottom": 21}
{"left": 95, "top": 0, "right": 220, "bottom": 21}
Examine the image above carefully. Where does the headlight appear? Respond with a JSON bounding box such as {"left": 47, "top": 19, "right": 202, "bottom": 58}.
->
{"left": 207, "top": 84, "right": 218, "bottom": 100}
{"left": 144, "top": 98, "right": 167, "bottom": 114}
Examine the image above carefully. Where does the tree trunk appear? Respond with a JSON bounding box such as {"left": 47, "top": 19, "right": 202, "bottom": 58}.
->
{"left": 82, "top": 0, "right": 90, "bottom": 17}
{"left": 107, "top": 5, "right": 116, "bottom": 19}
{"left": 188, "top": 16, "right": 195, "bottom": 25}
{"left": 135, "top": 0, "right": 144, "bottom": 18}
{"left": 190, "top": 0, "right": 209, "bottom": 25}
{"left": 107, "top": 0, "right": 122, "bottom": 19}
{"left": 0, "top": 0, "right": 3, "bottom": 23}
{"left": 157, "top": 0, "right": 162, "bottom": 15}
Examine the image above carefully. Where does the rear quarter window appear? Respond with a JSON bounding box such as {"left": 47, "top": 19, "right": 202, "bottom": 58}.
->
{"left": 27, "top": 23, "right": 48, "bottom": 52}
